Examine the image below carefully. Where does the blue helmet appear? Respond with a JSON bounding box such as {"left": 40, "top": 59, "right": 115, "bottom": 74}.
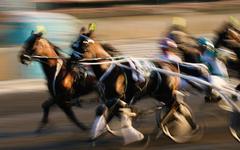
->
{"left": 197, "top": 37, "right": 214, "bottom": 49}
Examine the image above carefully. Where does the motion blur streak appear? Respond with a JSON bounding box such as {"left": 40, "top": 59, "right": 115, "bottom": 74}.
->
{"left": 0, "top": 0, "right": 240, "bottom": 149}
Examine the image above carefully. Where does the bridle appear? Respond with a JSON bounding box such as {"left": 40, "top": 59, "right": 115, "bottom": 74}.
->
{"left": 21, "top": 38, "right": 67, "bottom": 65}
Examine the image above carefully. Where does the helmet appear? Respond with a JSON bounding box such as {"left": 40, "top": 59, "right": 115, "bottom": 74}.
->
{"left": 172, "top": 17, "right": 187, "bottom": 28}
{"left": 229, "top": 16, "right": 240, "bottom": 31}
{"left": 159, "top": 38, "right": 178, "bottom": 50}
{"left": 88, "top": 23, "right": 96, "bottom": 31}
{"left": 35, "top": 25, "right": 47, "bottom": 35}
{"left": 197, "top": 37, "right": 214, "bottom": 49}
{"left": 171, "top": 17, "right": 187, "bottom": 32}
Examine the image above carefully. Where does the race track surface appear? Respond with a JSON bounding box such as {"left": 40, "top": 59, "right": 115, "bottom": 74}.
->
{"left": 0, "top": 91, "right": 239, "bottom": 150}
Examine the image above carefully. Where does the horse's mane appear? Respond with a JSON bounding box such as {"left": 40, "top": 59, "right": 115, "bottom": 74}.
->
{"left": 78, "top": 33, "right": 121, "bottom": 57}
{"left": 46, "top": 39, "right": 67, "bottom": 58}
{"left": 100, "top": 43, "right": 122, "bottom": 57}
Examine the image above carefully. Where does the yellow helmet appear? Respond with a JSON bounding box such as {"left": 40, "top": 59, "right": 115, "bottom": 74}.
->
{"left": 88, "top": 23, "right": 96, "bottom": 31}
{"left": 35, "top": 25, "right": 47, "bottom": 34}
{"left": 172, "top": 17, "right": 186, "bottom": 28}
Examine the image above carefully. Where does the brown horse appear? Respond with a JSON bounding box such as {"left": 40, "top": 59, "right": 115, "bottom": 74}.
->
{"left": 214, "top": 22, "right": 240, "bottom": 69}
{"left": 19, "top": 31, "right": 97, "bottom": 132}
{"left": 214, "top": 23, "right": 240, "bottom": 140}
{"left": 73, "top": 35, "right": 200, "bottom": 143}
{"left": 214, "top": 22, "right": 240, "bottom": 89}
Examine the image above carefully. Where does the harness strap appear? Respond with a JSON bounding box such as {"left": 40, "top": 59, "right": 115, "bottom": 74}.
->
{"left": 72, "top": 50, "right": 83, "bottom": 58}
{"left": 99, "top": 63, "right": 116, "bottom": 81}
{"left": 52, "top": 59, "right": 63, "bottom": 96}
{"left": 98, "top": 63, "right": 116, "bottom": 102}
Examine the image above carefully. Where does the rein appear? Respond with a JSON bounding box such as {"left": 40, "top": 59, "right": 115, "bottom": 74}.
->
{"left": 23, "top": 54, "right": 67, "bottom": 60}
{"left": 90, "top": 57, "right": 240, "bottom": 112}
{"left": 24, "top": 53, "right": 240, "bottom": 111}
{"left": 24, "top": 54, "right": 126, "bottom": 62}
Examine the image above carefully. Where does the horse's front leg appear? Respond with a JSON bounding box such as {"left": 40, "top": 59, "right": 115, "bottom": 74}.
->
{"left": 36, "top": 98, "right": 55, "bottom": 133}
{"left": 57, "top": 100, "right": 88, "bottom": 131}
{"left": 91, "top": 98, "right": 144, "bottom": 145}
{"left": 91, "top": 98, "right": 123, "bottom": 141}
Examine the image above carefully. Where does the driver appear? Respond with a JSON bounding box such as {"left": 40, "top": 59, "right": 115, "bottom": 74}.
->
{"left": 67, "top": 34, "right": 94, "bottom": 77}
{"left": 159, "top": 37, "right": 182, "bottom": 62}
{"left": 167, "top": 17, "right": 201, "bottom": 63}
{"left": 198, "top": 37, "right": 228, "bottom": 77}
{"left": 80, "top": 23, "right": 97, "bottom": 39}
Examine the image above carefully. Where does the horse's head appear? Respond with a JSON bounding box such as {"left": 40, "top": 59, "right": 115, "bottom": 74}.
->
{"left": 19, "top": 31, "right": 59, "bottom": 66}
{"left": 19, "top": 31, "right": 41, "bottom": 65}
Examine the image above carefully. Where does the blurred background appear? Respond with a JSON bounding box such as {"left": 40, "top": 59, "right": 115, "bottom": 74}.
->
{"left": 0, "top": 1, "right": 240, "bottom": 149}
{"left": 0, "top": 0, "right": 240, "bottom": 80}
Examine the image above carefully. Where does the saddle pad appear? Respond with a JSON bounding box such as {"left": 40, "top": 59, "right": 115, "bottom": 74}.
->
{"left": 127, "top": 58, "right": 155, "bottom": 82}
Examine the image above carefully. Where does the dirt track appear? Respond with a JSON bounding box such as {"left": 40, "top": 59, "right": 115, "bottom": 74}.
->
{"left": 0, "top": 90, "right": 239, "bottom": 150}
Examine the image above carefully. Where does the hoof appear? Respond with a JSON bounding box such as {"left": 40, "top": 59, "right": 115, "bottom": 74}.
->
{"left": 35, "top": 121, "right": 54, "bottom": 134}
{"left": 79, "top": 125, "right": 90, "bottom": 131}
{"left": 71, "top": 98, "right": 82, "bottom": 107}
{"left": 204, "top": 95, "right": 221, "bottom": 103}
{"left": 35, "top": 124, "right": 45, "bottom": 134}
{"left": 125, "top": 135, "right": 150, "bottom": 149}
{"left": 230, "top": 111, "right": 240, "bottom": 142}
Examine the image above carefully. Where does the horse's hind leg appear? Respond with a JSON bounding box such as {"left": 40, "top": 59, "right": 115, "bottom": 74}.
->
{"left": 58, "top": 100, "right": 88, "bottom": 131}
{"left": 36, "top": 98, "right": 55, "bottom": 133}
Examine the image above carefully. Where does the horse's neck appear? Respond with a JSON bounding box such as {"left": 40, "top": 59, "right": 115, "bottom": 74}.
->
{"left": 89, "top": 43, "right": 112, "bottom": 79}
{"left": 41, "top": 58, "right": 65, "bottom": 83}
{"left": 37, "top": 39, "right": 65, "bottom": 82}
{"left": 41, "top": 61, "right": 57, "bottom": 81}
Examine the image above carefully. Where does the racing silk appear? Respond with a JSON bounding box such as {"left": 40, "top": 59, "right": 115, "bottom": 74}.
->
{"left": 168, "top": 30, "right": 198, "bottom": 47}
{"left": 167, "top": 31, "right": 201, "bottom": 63}
{"left": 200, "top": 49, "right": 228, "bottom": 77}
{"left": 69, "top": 35, "right": 95, "bottom": 76}
{"left": 71, "top": 35, "right": 94, "bottom": 60}
{"left": 160, "top": 51, "right": 182, "bottom": 63}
